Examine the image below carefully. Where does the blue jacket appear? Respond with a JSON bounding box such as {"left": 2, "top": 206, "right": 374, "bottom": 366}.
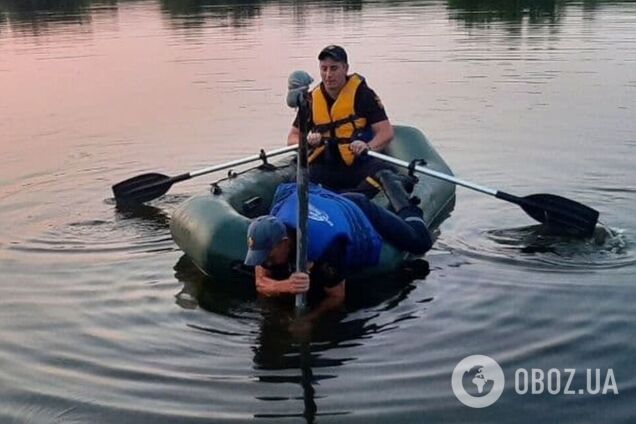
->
{"left": 271, "top": 183, "right": 382, "bottom": 269}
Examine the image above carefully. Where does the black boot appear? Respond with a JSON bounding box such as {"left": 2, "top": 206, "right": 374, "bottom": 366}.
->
{"left": 375, "top": 170, "right": 432, "bottom": 254}
{"left": 375, "top": 170, "right": 414, "bottom": 214}
{"left": 395, "top": 173, "right": 417, "bottom": 194}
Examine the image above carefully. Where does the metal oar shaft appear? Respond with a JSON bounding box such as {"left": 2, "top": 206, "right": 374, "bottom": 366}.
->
{"left": 368, "top": 150, "right": 598, "bottom": 236}
{"left": 189, "top": 145, "right": 298, "bottom": 178}
{"left": 112, "top": 144, "right": 299, "bottom": 204}
{"left": 367, "top": 151, "right": 497, "bottom": 196}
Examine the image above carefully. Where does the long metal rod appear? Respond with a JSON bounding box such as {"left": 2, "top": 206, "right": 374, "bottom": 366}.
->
{"left": 367, "top": 151, "right": 498, "bottom": 196}
{"left": 295, "top": 99, "right": 309, "bottom": 312}
{"left": 189, "top": 145, "right": 297, "bottom": 178}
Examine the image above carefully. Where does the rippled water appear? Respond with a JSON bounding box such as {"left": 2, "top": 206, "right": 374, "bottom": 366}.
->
{"left": 1, "top": 1, "right": 635, "bottom": 422}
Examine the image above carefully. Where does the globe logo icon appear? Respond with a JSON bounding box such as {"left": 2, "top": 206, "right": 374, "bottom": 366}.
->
{"left": 462, "top": 365, "right": 496, "bottom": 396}
{"left": 452, "top": 355, "right": 505, "bottom": 408}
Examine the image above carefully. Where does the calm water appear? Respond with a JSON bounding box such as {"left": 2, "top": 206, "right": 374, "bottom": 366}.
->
{"left": 1, "top": 0, "right": 635, "bottom": 422}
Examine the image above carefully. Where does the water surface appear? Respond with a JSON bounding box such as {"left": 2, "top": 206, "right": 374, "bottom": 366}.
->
{"left": 1, "top": 0, "right": 635, "bottom": 422}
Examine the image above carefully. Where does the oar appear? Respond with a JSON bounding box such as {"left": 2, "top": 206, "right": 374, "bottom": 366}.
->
{"left": 368, "top": 151, "right": 599, "bottom": 237}
{"left": 112, "top": 145, "right": 297, "bottom": 204}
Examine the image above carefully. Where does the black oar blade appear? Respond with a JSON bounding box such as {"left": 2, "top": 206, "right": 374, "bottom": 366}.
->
{"left": 519, "top": 193, "right": 599, "bottom": 237}
{"left": 112, "top": 172, "right": 173, "bottom": 204}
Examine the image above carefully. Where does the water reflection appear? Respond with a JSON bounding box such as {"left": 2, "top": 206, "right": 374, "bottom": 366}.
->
{"left": 114, "top": 201, "right": 172, "bottom": 231}
{"left": 0, "top": 0, "right": 92, "bottom": 13}
{"left": 0, "top": 0, "right": 110, "bottom": 36}
{"left": 0, "top": 0, "right": 619, "bottom": 34}
{"left": 0, "top": 0, "right": 93, "bottom": 25}
{"left": 160, "top": 0, "right": 263, "bottom": 22}
{"left": 448, "top": 0, "right": 564, "bottom": 26}
{"left": 448, "top": 0, "right": 603, "bottom": 18}
{"left": 173, "top": 254, "right": 427, "bottom": 422}
{"left": 252, "top": 279, "right": 423, "bottom": 422}
{"left": 174, "top": 255, "right": 255, "bottom": 312}
{"left": 157, "top": 0, "right": 365, "bottom": 31}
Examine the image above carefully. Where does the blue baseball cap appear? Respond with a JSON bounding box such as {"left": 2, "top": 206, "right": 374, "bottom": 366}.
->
{"left": 244, "top": 215, "right": 287, "bottom": 266}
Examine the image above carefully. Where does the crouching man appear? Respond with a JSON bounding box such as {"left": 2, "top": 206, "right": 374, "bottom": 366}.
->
{"left": 244, "top": 179, "right": 432, "bottom": 324}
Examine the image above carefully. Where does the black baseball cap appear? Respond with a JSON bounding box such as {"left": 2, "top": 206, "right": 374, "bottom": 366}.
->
{"left": 318, "top": 45, "right": 348, "bottom": 63}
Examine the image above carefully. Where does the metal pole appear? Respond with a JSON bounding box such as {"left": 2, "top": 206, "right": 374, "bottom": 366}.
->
{"left": 295, "top": 93, "right": 309, "bottom": 312}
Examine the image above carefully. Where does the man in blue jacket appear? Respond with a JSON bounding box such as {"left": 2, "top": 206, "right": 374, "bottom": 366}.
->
{"left": 244, "top": 180, "right": 432, "bottom": 323}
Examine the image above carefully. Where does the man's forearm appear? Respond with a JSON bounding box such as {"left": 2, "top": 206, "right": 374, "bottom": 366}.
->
{"left": 255, "top": 268, "right": 310, "bottom": 297}
{"left": 287, "top": 127, "right": 300, "bottom": 146}
{"left": 255, "top": 266, "right": 292, "bottom": 297}
{"left": 367, "top": 120, "right": 394, "bottom": 152}
{"left": 256, "top": 276, "right": 290, "bottom": 297}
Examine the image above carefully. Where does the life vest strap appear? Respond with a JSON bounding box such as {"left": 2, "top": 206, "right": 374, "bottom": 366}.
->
{"left": 313, "top": 114, "right": 360, "bottom": 135}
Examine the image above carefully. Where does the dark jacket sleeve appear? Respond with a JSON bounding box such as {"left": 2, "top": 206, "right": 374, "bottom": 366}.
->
{"left": 354, "top": 84, "right": 389, "bottom": 125}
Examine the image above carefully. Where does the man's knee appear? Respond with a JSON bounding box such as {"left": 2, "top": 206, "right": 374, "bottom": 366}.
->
{"left": 341, "top": 192, "right": 369, "bottom": 208}
{"left": 404, "top": 217, "right": 433, "bottom": 255}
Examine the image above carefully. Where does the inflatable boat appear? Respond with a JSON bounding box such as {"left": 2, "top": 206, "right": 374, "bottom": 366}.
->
{"left": 170, "top": 125, "right": 456, "bottom": 282}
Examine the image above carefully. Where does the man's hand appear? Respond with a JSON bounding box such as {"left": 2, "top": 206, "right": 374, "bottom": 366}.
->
{"left": 255, "top": 268, "right": 310, "bottom": 297}
{"left": 306, "top": 131, "right": 323, "bottom": 147}
{"left": 287, "top": 272, "right": 310, "bottom": 294}
{"left": 349, "top": 140, "right": 369, "bottom": 156}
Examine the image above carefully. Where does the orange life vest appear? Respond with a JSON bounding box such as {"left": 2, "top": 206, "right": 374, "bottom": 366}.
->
{"left": 310, "top": 74, "right": 368, "bottom": 166}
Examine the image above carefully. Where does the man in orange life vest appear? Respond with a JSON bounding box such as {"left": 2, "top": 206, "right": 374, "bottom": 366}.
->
{"left": 287, "top": 45, "right": 397, "bottom": 197}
